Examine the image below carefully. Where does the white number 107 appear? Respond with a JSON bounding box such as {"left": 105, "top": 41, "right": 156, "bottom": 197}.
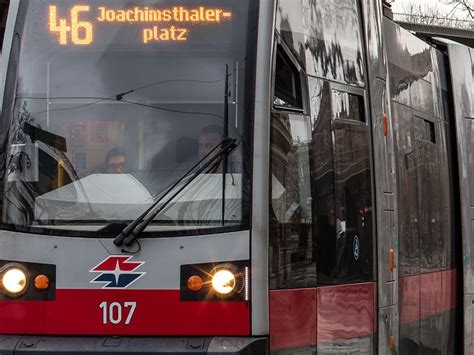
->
{"left": 99, "top": 301, "right": 136, "bottom": 325}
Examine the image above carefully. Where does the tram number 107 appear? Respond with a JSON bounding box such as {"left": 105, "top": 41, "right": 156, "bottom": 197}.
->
{"left": 99, "top": 301, "right": 137, "bottom": 325}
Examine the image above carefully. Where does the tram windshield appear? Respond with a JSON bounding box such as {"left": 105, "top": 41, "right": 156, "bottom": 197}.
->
{"left": 0, "top": 0, "right": 256, "bottom": 236}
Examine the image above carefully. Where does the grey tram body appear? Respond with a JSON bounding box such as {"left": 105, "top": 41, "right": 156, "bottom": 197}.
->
{"left": 447, "top": 42, "right": 474, "bottom": 353}
{"left": 0, "top": 0, "right": 474, "bottom": 354}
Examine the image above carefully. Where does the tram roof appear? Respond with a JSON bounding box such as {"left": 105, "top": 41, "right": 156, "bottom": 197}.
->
{"left": 396, "top": 21, "right": 474, "bottom": 48}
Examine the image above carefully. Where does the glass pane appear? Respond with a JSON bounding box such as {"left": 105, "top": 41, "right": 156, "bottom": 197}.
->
{"left": 332, "top": 119, "right": 373, "bottom": 282}
{"left": 332, "top": 90, "right": 365, "bottom": 122}
{"left": 331, "top": 87, "right": 372, "bottom": 282}
{"left": 310, "top": 80, "right": 338, "bottom": 284}
{"left": 274, "top": 48, "right": 303, "bottom": 110}
{"left": 414, "top": 117, "right": 442, "bottom": 271}
{"left": 277, "top": 0, "right": 365, "bottom": 86}
{"left": 0, "top": 0, "right": 257, "bottom": 236}
{"left": 270, "top": 112, "right": 316, "bottom": 289}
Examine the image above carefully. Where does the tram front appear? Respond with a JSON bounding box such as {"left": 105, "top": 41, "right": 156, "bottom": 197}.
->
{"left": 0, "top": 0, "right": 267, "bottom": 353}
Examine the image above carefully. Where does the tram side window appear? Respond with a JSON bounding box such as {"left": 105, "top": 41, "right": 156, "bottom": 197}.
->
{"left": 270, "top": 43, "right": 315, "bottom": 289}
{"left": 312, "top": 81, "right": 374, "bottom": 284}
{"left": 414, "top": 116, "right": 443, "bottom": 270}
{"left": 270, "top": 75, "right": 374, "bottom": 287}
{"left": 269, "top": 111, "right": 316, "bottom": 289}
{"left": 276, "top": 0, "right": 366, "bottom": 86}
{"left": 273, "top": 45, "right": 304, "bottom": 111}
{"left": 331, "top": 90, "right": 373, "bottom": 282}
{"left": 311, "top": 80, "right": 337, "bottom": 284}
{"left": 332, "top": 90, "right": 366, "bottom": 123}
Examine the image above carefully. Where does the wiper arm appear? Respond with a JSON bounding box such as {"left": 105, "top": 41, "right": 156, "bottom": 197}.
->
{"left": 113, "top": 137, "right": 237, "bottom": 247}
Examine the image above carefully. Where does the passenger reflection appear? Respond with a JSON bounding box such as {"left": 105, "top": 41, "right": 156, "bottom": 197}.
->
{"left": 105, "top": 147, "right": 125, "bottom": 174}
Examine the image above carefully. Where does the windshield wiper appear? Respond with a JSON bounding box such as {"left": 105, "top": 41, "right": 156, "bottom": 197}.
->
{"left": 113, "top": 137, "right": 237, "bottom": 247}
{"left": 113, "top": 64, "right": 236, "bottom": 247}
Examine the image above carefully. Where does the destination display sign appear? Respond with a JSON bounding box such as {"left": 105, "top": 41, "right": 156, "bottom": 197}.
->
{"left": 48, "top": 4, "right": 233, "bottom": 45}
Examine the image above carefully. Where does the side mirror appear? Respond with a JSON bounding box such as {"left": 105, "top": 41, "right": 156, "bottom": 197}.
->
{"left": 7, "top": 143, "right": 39, "bottom": 182}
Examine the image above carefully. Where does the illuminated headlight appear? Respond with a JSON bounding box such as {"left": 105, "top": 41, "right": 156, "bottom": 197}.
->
{"left": 1, "top": 267, "right": 27, "bottom": 296}
{"left": 180, "top": 261, "right": 248, "bottom": 301}
{"left": 212, "top": 269, "right": 236, "bottom": 295}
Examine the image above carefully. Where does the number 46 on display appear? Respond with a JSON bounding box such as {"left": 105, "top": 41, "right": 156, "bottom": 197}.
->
{"left": 49, "top": 5, "right": 93, "bottom": 45}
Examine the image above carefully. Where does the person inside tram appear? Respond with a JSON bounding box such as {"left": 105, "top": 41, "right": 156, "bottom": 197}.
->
{"left": 105, "top": 147, "right": 125, "bottom": 174}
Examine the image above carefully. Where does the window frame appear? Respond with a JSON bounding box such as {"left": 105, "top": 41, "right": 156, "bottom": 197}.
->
{"left": 271, "top": 34, "right": 308, "bottom": 114}
{"left": 414, "top": 112, "right": 438, "bottom": 145}
{"left": 328, "top": 81, "right": 376, "bottom": 284}
{"left": 330, "top": 82, "right": 369, "bottom": 127}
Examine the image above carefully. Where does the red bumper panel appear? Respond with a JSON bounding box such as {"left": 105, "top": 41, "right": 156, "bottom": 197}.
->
{"left": 0, "top": 289, "right": 250, "bottom": 335}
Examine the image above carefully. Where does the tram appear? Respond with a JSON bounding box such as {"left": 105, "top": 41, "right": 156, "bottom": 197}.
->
{"left": 0, "top": 0, "right": 473, "bottom": 354}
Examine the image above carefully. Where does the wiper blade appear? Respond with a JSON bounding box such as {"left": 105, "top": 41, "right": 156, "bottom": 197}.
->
{"left": 113, "top": 137, "right": 237, "bottom": 247}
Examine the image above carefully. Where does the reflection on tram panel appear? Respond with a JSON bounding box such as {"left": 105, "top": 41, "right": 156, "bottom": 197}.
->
{"left": 0, "top": 0, "right": 473, "bottom": 354}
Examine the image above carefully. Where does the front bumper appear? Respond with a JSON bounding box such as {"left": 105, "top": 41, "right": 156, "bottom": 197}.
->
{"left": 0, "top": 336, "right": 268, "bottom": 354}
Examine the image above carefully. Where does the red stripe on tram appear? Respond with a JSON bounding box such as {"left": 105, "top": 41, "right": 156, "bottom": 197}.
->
{"left": 270, "top": 282, "right": 375, "bottom": 350}
{"left": 0, "top": 289, "right": 250, "bottom": 335}
{"left": 399, "top": 269, "right": 457, "bottom": 324}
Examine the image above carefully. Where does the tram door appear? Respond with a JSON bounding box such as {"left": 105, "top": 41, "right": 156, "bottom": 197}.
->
{"left": 330, "top": 86, "right": 373, "bottom": 284}
{"left": 445, "top": 42, "right": 474, "bottom": 354}
{"left": 385, "top": 19, "right": 460, "bottom": 354}
{"left": 269, "top": 38, "right": 376, "bottom": 353}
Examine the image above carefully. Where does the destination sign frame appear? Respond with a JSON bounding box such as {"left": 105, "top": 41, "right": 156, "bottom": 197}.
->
{"left": 48, "top": 4, "right": 234, "bottom": 45}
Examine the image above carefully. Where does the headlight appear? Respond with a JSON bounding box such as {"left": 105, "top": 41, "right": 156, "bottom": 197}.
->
{"left": 180, "top": 261, "right": 248, "bottom": 301}
{"left": 1, "top": 267, "right": 27, "bottom": 296}
{"left": 211, "top": 269, "right": 236, "bottom": 295}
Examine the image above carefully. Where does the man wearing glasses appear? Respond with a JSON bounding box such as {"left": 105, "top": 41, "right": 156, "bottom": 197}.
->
{"left": 105, "top": 147, "right": 125, "bottom": 174}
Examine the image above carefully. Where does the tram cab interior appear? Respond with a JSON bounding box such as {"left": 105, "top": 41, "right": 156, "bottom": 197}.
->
{"left": 0, "top": 0, "right": 260, "bottom": 233}
{"left": 2, "top": 4, "right": 252, "bottom": 231}
{"left": 23, "top": 96, "right": 244, "bottom": 226}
